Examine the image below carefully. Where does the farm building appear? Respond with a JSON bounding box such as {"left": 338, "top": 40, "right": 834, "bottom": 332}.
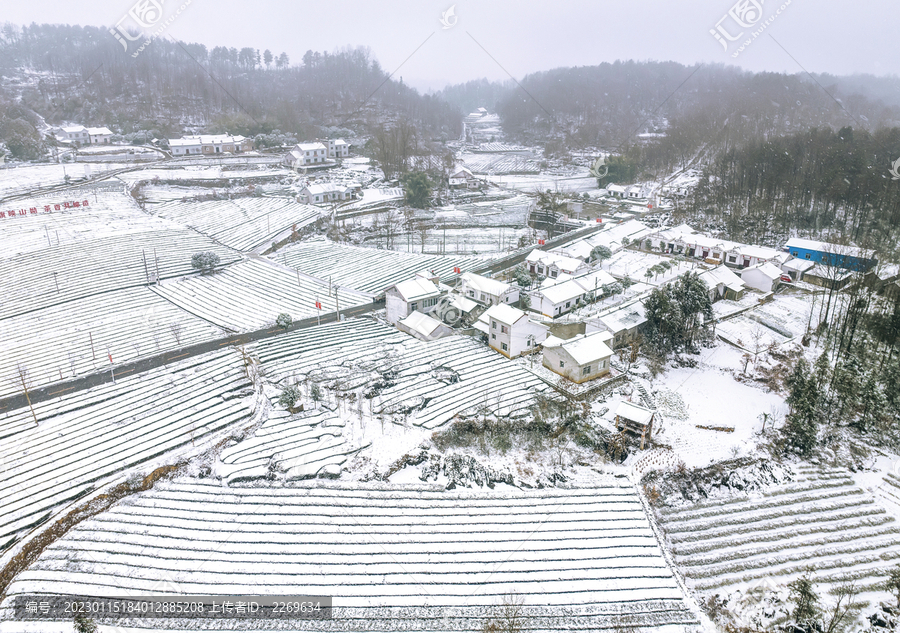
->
{"left": 740, "top": 262, "right": 782, "bottom": 293}
{"left": 784, "top": 238, "right": 877, "bottom": 272}
{"left": 299, "top": 183, "right": 357, "bottom": 205}
{"left": 590, "top": 300, "right": 647, "bottom": 349}
{"left": 802, "top": 264, "right": 854, "bottom": 290}
{"left": 86, "top": 126, "right": 113, "bottom": 144}
{"left": 481, "top": 303, "right": 548, "bottom": 358}
{"left": 781, "top": 258, "right": 815, "bottom": 282}
{"left": 614, "top": 401, "right": 655, "bottom": 450}
{"left": 542, "top": 330, "right": 614, "bottom": 384}
{"left": 525, "top": 250, "right": 590, "bottom": 279}
{"left": 397, "top": 311, "right": 453, "bottom": 341}
{"left": 699, "top": 266, "right": 746, "bottom": 302}
{"left": 459, "top": 272, "right": 519, "bottom": 306}
{"left": 384, "top": 273, "right": 443, "bottom": 325}
{"left": 448, "top": 167, "right": 476, "bottom": 188}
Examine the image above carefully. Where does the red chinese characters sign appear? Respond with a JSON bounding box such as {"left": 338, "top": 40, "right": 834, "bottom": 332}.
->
{"left": 0, "top": 200, "right": 89, "bottom": 220}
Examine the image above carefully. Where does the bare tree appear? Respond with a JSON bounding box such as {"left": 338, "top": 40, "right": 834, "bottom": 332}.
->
{"left": 169, "top": 322, "right": 183, "bottom": 346}
{"left": 482, "top": 593, "right": 524, "bottom": 633}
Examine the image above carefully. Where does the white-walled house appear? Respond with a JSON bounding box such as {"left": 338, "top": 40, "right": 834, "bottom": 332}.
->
{"left": 292, "top": 142, "right": 329, "bottom": 165}
{"left": 590, "top": 300, "right": 647, "bottom": 349}
{"left": 57, "top": 125, "right": 89, "bottom": 145}
{"left": 448, "top": 167, "right": 476, "bottom": 189}
{"left": 397, "top": 311, "right": 452, "bottom": 341}
{"left": 299, "top": 183, "right": 357, "bottom": 205}
{"left": 169, "top": 134, "right": 252, "bottom": 156}
{"left": 741, "top": 262, "right": 782, "bottom": 293}
{"left": 384, "top": 275, "right": 443, "bottom": 325}
{"left": 525, "top": 250, "right": 590, "bottom": 280}
{"left": 483, "top": 304, "right": 548, "bottom": 358}
{"left": 531, "top": 279, "right": 587, "bottom": 318}
{"left": 542, "top": 330, "right": 614, "bottom": 383}
{"left": 698, "top": 266, "right": 746, "bottom": 302}
{"left": 86, "top": 127, "right": 113, "bottom": 144}
{"left": 459, "top": 272, "right": 519, "bottom": 306}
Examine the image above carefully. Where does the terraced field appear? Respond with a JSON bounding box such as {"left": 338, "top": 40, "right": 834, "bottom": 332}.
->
{"left": 460, "top": 153, "right": 541, "bottom": 175}
{"left": 0, "top": 286, "right": 224, "bottom": 399}
{"left": 276, "top": 237, "right": 495, "bottom": 295}
{"left": 0, "top": 228, "right": 240, "bottom": 320}
{"left": 259, "top": 319, "right": 547, "bottom": 430}
{"left": 655, "top": 466, "right": 900, "bottom": 600}
{"left": 151, "top": 258, "right": 371, "bottom": 332}
{"left": 880, "top": 470, "right": 900, "bottom": 509}
{"left": 0, "top": 349, "right": 255, "bottom": 553}
{"left": 151, "top": 196, "right": 323, "bottom": 252}
{"left": 219, "top": 408, "right": 367, "bottom": 483}
{"left": 0, "top": 480, "right": 701, "bottom": 631}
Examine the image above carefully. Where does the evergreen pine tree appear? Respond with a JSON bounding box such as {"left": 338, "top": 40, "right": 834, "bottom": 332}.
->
{"left": 784, "top": 359, "right": 820, "bottom": 456}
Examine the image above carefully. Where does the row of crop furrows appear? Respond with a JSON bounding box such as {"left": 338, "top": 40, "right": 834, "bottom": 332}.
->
{"left": 0, "top": 480, "right": 700, "bottom": 631}
{"left": 274, "top": 237, "right": 496, "bottom": 294}
{"left": 656, "top": 466, "right": 900, "bottom": 597}
{"left": 218, "top": 408, "right": 365, "bottom": 483}
{"left": 881, "top": 471, "right": 900, "bottom": 507}
{"left": 0, "top": 228, "right": 240, "bottom": 320}
{"left": 257, "top": 320, "right": 546, "bottom": 431}
{"left": 0, "top": 286, "right": 225, "bottom": 400}
{"left": 151, "top": 258, "right": 371, "bottom": 332}
{"left": 152, "top": 197, "right": 323, "bottom": 252}
{"left": 0, "top": 348, "right": 254, "bottom": 551}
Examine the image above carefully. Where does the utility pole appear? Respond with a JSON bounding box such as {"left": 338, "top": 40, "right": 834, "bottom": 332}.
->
{"left": 52, "top": 272, "right": 59, "bottom": 293}
{"left": 334, "top": 286, "right": 341, "bottom": 321}
{"left": 142, "top": 250, "right": 150, "bottom": 283}
{"left": 89, "top": 332, "right": 96, "bottom": 360}
{"left": 45, "top": 225, "right": 51, "bottom": 247}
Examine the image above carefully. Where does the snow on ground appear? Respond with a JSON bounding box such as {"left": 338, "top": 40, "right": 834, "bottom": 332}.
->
{"left": 116, "top": 165, "right": 291, "bottom": 185}
{"left": 716, "top": 291, "right": 822, "bottom": 350}
{"left": 392, "top": 226, "right": 530, "bottom": 256}
{"left": 0, "top": 477, "right": 701, "bottom": 631}
{"left": 0, "top": 163, "right": 132, "bottom": 197}
{"left": 600, "top": 249, "right": 701, "bottom": 285}
{"left": 0, "top": 190, "right": 181, "bottom": 257}
{"left": 485, "top": 172, "right": 598, "bottom": 194}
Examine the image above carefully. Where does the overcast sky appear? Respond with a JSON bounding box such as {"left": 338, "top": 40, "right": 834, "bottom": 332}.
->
{"left": 4, "top": 0, "right": 898, "bottom": 91}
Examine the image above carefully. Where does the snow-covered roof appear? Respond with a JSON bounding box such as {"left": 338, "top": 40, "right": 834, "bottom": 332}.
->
{"left": 742, "top": 262, "right": 782, "bottom": 281}
{"left": 699, "top": 266, "right": 745, "bottom": 291}
{"left": 732, "top": 244, "right": 783, "bottom": 260}
{"left": 607, "top": 184, "right": 627, "bottom": 193}
{"left": 169, "top": 138, "right": 202, "bottom": 148}
{"left": 782, "top": 258, "right": 816, "bottom": 273}
{"left": 61, "top": 125, "right": 85, "bottom": 133}
{"left": 615, "top": 401, "right": 654, "bottom": 425}
{"left": 334, "top": 139, "right": 350, "bottom": 146}
{"left": 390, "top": 278, "right": 441, "bottom": 302}
{"left": 574, "top": 270, "right": 617, "bottom": 293}
{"left": 785, "top": 237, "right": 868, "bottom": 259}
{"left": 876, "top": 263, "right": 900, "bottom": 280}
{"left": 554, "top": 239, "right": 593, "bottom": 260}
{"left": 483, "top": 303, "right": 526, "bottom": 326}
{"left": 449, "top": 167, "right": 474, "bottom": 179}
{"left": 539, "top": 279, "right": 586, "bottom": 305}
{"left": 297, "top": 142, "right": 327, "bottom": 152}
{"left": 597, "top": 301, "right": 646, "bottom": 333}
{"left": 399, "top": 311, "right": 446, "bottom": 338}
{"left": 86, "top": 127, "right": 113, "bottom": 135}
{"left": 526, "top": 250, "right": 585, "bottom": 273}
{"left": 461, "top": 272, "right": 511, "bottom": 297}
{"left": 544, "top": 331, "right": 613, "bottom": 365}
{"left": 445, "top": 293, "right": 479, "bottom": 314}
{"left": 541, "top": 273, "right": 574, "bottom": 288}
{"left": 305, "top": 183, "right": 351, "bottom": 195}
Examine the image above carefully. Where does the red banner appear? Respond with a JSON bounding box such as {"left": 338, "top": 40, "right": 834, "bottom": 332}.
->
{"left": 0, "top": 200, "right": 89, "bottom": 220}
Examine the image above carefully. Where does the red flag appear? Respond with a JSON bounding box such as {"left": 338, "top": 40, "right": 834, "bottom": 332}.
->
{"left": 108, "top": 351, "right": 113, "bottom": 363}
{"left": 453, "top": 266, "right": 461, "bottom": 274}
{"left": 538, "top": 239, "right": 545, "bottom": 245}
{"left": 596, "top": 218, "right": 602, "bottom": 223}
{"left": 315, "top": 301, "right": 322, "bottom": 310}
{"left": 648, "top": 203, "right": 653, "bottom": 209}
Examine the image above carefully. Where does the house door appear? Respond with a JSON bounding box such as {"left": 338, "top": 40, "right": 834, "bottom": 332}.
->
{"left": 743, "top": 258, "right": 750, "bottom": 267}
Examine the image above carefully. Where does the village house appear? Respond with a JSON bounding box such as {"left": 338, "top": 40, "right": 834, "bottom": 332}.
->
{"left": 699, "top": 266, "right": 746, "bottom": 302}
{"left": 288, "top": 142, "right": 329, "bottom": 166}
{"left": 625, "top": 184, "right": 653, "bottom": 200}
{"left": 86, "top": 127, "right": 113, "bottom": 144}
{"left": 605, "top": 184, "right": 627, "bottom": 198}
{"left": 299, "top": 183, "right": 358, "bottom": 205}
{"left": 525, "top": 250, "right": 590, "bottom": 279}
{"left": 531, "top": 279, "right": 587, "bottom": 318}
{"left": 397, "top": 311, "right": 453, "bottom": 341}
{"left": 614, "top": 401, "right": 656, "bottom": 450}
{"left": 542, "top": 330, "right": 614, "bottom": 383}
{"left": 169, "top": 134, "right": 252, "bottom": 156}
{"left": 740, "top": 262, "right": 783, "bottom": 293}
{"left": 784, "top": 238, "right": 877, "bottom": 272}
{"left": 56, "top": 125, "right": 89, "bottom": 145}
{"left": 590, "top": 300, "right": 647, "bottom": 349}
{"left": 448, "top": 167, "right": 477, "bottom": 189}
{"left": 384, "top": 272, "right": 443, "bottom": 325}
{"left": 459, "top": 272, "right": 519, "bottom": 306}
{"left": 480, "top": 303, "right": 548, "bottom": 358}
{"left": 780, "top": 258, "right": 815, "bottom": 282}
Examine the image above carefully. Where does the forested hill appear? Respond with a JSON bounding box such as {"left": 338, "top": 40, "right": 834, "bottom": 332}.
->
{"left": 470, "top": 62, "right": 900, "bottom": 175}
{"left": 0, "top": 23, "right": 460, "bottom": 141}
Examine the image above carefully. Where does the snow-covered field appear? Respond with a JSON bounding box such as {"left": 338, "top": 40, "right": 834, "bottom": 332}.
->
{"left": 0, "top": 163, "right": 132, "bottom": 197}
{"left": 458, "top": 152, "right": 540, "bottom": 174}
{"left": 151, "top": 258, "right": 371, "bottom": 332}
{"left": 258, "top": 319, "right": 548, "bottom": 431}
{"left": 600, "top": 249, "right": 700, "bottom": 285}
{"left": 433, "top": 193, "right": 533, "bottom": 226}
{"left": 0, "top": 287, "right": 224, "bottom": 398}
{"left": 0, "top": 349, "right": 255, "bottom": 553}
{"left": 656, "top": 465, "right": 900, "bottom": 624}
{"left": 117, "top": 165, "right": 292, "bottom": 185}
{"left": 0, "top": 190, "right": 182, "bottom": 257}
{"left": 485, "top": 172, "right": 598, "bottom": 194}
{"left": 149, "top": 196, "right": 324, "bottom": 252}
{"left": 716, "top": 292, "right": 823, "bottom": 350}
{"left": 0, "top": 478, "right": 701, "bottom": 631}
{"left": 0, "top": 228, "right": 240, "bottom": 320}
{"left": 275, "top": 238, "right": 496, "bottom": 294}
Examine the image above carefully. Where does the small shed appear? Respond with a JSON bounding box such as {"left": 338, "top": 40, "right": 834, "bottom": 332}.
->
{"left": 614, "top": 401, "right": 655, "bottom": 450}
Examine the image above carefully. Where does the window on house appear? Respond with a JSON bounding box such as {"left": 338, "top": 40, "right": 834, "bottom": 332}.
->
{"left": 480, "top": 293, "right": 486, "bottom": 301}
{"left": 491, "top": 320, "right": 497, "bottom": 329}
{"left": 559, "top": 360, "right": 565, "bottom": 368}
{"left": 550, "top": 270, "right": 558, "bottom": 278}
{"left": 491, "top": 333, "right": 496, "bottom": 340}
{"left": 410, "top": 302, "right": 417, "bottom": 311}
{"left": 565, "top": 301, "right": 571, "bottom": 308}
{"left": 582, "top": 366, "right": 591, "bottom": 375}
{"left": 501, "top": 342, "right": 508, "bottom": 351}
{"left": 728, "top": 256, "right": 737, "bottom": 263}
{"left": 805, "top": 254, "right": 811, "bottom": 260}
{"left": 500, "top": 325, "right": 508, "bottom": 334}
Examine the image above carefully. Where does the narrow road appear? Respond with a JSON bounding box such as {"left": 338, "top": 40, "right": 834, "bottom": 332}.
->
{"left": 0, "top": 301, "right": 379, "bottom": 416}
